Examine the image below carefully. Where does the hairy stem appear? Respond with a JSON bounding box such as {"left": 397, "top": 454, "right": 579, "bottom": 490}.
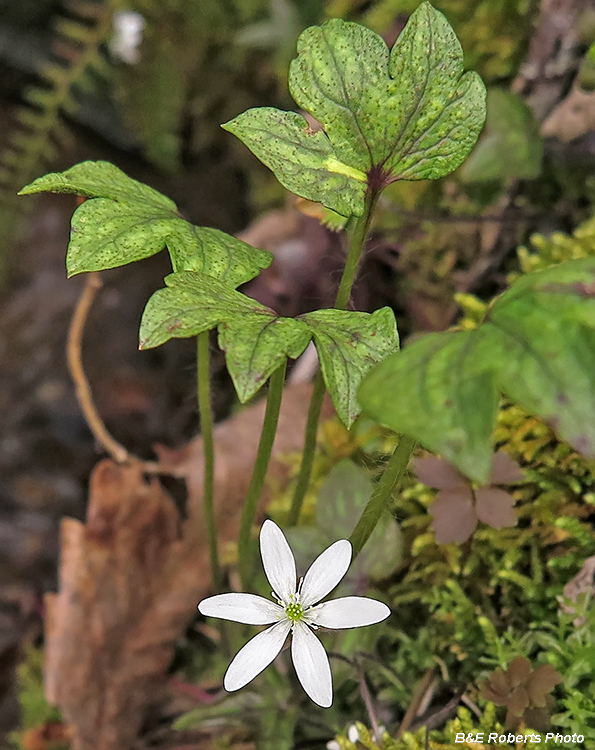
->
{"left": 350, "top": 435, "right": 417, "bottom": 558}
{"left": 288, "top": 188, "right": 379, "bottom": 524}
{"left": 239, "top": 360, "right": 288, "bottom": 589}
{"left": 197, "top": 332, "right": 221, "bottom": 590}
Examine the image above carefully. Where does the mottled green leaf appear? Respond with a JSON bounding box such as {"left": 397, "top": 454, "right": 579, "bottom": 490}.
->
{"left": 359, "top": 331, "right": 498, "bottom": 482}
{"left": 302, "top": 307, "right": 399, "bottom": 427}
{"left": 223, "top": 109, "right": 366, "bottom": 218}
{"left": 19, "top": 160, "right": 174, "bottom": 208}
{"left": 139, "top": 271, "right": 311, "bottom": 402}
{"left": 360, "top": 258, "right": 595, "bottom": 483}
{"left": 20, "top": 161, "right": 271, "bottom": 287}
{"left": 382, "top": 2, "right": 486, "bottom": 180}
{"left": 225, "top": 3, "right": 485, "bottom": 216}
{"left": 218, "top": 314, "right": 311, "bottom": 402}
{"left": 460, "top": 89, "right": 543, "bottom": 183}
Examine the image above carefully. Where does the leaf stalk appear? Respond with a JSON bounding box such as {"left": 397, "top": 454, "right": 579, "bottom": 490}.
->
{"left": 239, "top": 360, "right": 288, "bottom": 589}
{"left": 288, "top": 187, "right": 379, "bottom": 525}
{"left": 197, "top": 331, "right": 221, "bottom": 590}
{"left": 350, "top": 434, "right": 417, "bottom": 558}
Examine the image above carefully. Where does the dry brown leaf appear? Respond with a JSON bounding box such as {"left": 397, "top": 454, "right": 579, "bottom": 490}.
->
{"left": 542, "top": 86, "right": 595, "bottom": 142}
{"left": 45, "top": 382, "right": 333, "bottom": 750}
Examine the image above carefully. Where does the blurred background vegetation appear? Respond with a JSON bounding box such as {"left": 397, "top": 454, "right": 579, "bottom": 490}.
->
{"left": 2, "top": 1, "right": 595, "bottom": 749}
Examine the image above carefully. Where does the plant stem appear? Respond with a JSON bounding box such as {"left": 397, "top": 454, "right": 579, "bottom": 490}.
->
{"left": 286, "top": 370, "right": 325, "bottom": 526}
{"left": 68, "top": 272, "right": 129, "bottom": 464}
{"left": 288, "top": 188, "right": 379, "bottom": 525}
{"left": 238, "top": 360, "right": 288, "bottom": 590}
{"left": 350, "top": 434, "right": 417, "bottom": 558}
{"left": 197, "top": 332, "right": 221, "bottom": 590}
{"left": 334, "top": 188, "right": 378, "bottom": 310}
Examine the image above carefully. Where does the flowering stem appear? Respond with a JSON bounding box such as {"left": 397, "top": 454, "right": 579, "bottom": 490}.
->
{"left": 197, "top": 332, "right": 221, "bottom": 590}
{"left": 286, "top": 370, "right": 325, "bottom": 526}
{"left": 350, "top": 434, "right": 417, "bottom": 558}
{"left": 288, "top": 189, "right": 379, "bottom": 525}
{"left": 239, "top": 360, "right": 288, "bottom": 589}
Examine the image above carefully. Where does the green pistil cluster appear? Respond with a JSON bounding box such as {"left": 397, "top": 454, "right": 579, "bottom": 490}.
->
{"left": 285, "top": 601, "right": 305, "bottom": 622}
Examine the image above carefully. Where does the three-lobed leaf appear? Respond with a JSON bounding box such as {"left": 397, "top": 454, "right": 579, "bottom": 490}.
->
{"left": 302, "top": 308, "right": 399, "bottom": 427}
{"left": 20, "top": 161, "right": 272, "bottom": 287}
{"left": 139, "top": 271, "right": 311, "bottom": 402}
{"left": 140, "top": 271, "right": 399, "bottom": 425}
{"left": 224, "top": 2, "right": 486, "bottom": 217}
{"left": 359, "top": 258, "right": 595, "bottom": 483}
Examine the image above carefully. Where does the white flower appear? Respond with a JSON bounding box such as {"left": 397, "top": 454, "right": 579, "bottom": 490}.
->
{"left": 198, "top": 519, "right": 390, "bottom": 708}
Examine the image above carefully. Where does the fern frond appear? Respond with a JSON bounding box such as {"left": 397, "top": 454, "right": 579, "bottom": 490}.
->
{"left": 0, "top": 0, "right": 117, "bottom": 269}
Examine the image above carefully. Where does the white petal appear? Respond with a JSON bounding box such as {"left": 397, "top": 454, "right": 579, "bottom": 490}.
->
{"left": 198, "top": 593, "right": 283, "bottom": 624}
{"left": 291, "top": 621, "right": 333, "bottom": 708}
{"left": 224, "top": 619, "right": 291, "bottom": 691}
{"left": 300, "top": 539, "right": 352, "bottom": 607}
{"left": 308, "top": 596, "right": 391, "bottom": 629}
{"left": 260, "top": 519, "right": 297, "bottom": 602}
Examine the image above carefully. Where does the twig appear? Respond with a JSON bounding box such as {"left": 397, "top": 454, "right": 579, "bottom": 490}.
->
{"left": 410, "top": 686, "right": 466, "bottom": 734}
{"left": 396, "top": 667, "right": 435, "bottom": 737}
{"left": 357, "top": 662, "right": 382, "bottom": 743}
{"left": 68, "top": 273, "right": 129, "bottom": 463}
{"left": 67, "top": 272, "right": 176, "bottom": 476}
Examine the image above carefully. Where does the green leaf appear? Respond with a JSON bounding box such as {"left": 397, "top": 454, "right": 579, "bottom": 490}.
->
{"left": 20, "top": 161, "right": 272, "bottom": 287}
{"left": 359, "top": 258, "right": 595, "bottom": 483}
{"left": 460, "top": 89, "right": 543, "bottom": 183}
{"left": 223, "top": 109, "right": 366, "bottom": 218}
{"left": 218, "top": 313, "right": 311, "bottom": 402}
{"left": 225, "top": 3, "right": 486, "bottom": 216}
{"left": 19, "top": 160, "right": 175, "bottom": 208}
{"left": 382, "top": 2, "right": 486, "bottom": 180}
{"left": 139, "top": 271, "right": 311, "bottom": 402}
{"left": 302, "top": 307, "right": 399, "bottom": 428}
{"left": 317, "top": 460, "right": 403, "bottom": 580}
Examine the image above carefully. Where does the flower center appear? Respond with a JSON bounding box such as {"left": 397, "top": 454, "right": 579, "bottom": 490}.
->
{"left": 284, "top": 601, "right": 304, "bottom": 622}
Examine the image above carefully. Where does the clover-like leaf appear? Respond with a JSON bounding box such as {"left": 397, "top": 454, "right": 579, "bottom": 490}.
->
{"left": 302, "top": 307, "right": 399, "bottom": 428}
{"left": 224, "top": 3, "right": 486, "bottom": 217}
{"left": 480, "top": 657, "right": 562, "bottom": 732}
{"left": 20, "top": 161, "right": 272, "bottom": 287}
{"left": 474, "top": 488, "right": 517, "bottom": 530}
{"left": 139, "top": 271, "right": 311, "bottom": 402}
{"left": 360, "top": 257, "right": 595, "bottom": 483}
{"left": 431, "top": 488, "right": 477, "bottom": 544}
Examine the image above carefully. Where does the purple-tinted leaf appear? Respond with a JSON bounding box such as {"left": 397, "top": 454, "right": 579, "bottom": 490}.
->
{"left": 430, "top": 488, "right": 476, "bottom": 544}
{"left": 490, "top": 451, "right": 524, "bottom": 485}
{"left": 413, "top": 456, "right": 466, "bottom": 490}
{"left": 475, "top": 487, "right": 517, "bottom": 529}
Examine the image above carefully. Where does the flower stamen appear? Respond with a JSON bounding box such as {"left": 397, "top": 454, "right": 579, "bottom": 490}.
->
{"left": 285, "top": 601, "right": 304, "bottom": 622}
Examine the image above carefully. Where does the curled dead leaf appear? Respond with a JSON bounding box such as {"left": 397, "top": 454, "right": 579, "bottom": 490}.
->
{"left": 45, "top": 382, "right": 333, "bottom": 750}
